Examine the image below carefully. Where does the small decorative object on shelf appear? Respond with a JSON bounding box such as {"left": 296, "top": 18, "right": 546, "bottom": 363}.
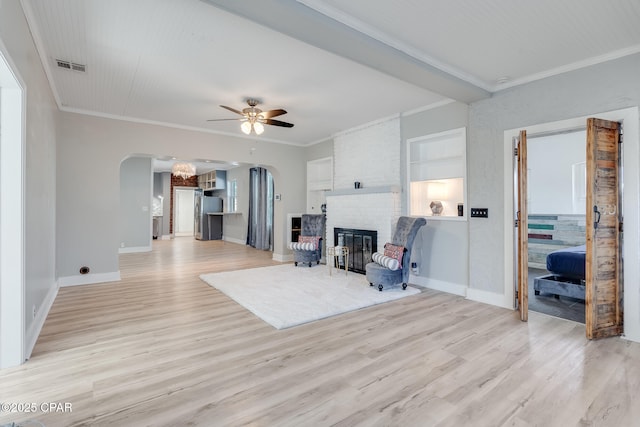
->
{"left": 430, "top": 200, "right": 443, "bottom": 216}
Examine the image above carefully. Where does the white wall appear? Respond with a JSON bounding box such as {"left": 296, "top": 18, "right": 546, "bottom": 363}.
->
{"left": 0, "top": 0, "right": 58, "bottom": 363}
{"left": 528, "top": 130, "right": 586, "bottom": 214}
{"left": 333, "top": 116, "right": 401, "bottom": 189}
{"left": 56, "top": 112, "right": 307, "bottom": 282}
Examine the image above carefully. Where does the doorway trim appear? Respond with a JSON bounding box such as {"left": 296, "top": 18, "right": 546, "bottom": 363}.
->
{"left": 173, "top": 186, "right": 196, "bottom": 237}
{"left": 0, "top": 46, "right": 26, "bottom": 368}
{"left": 503, "top": 107, "right": 639, "bottom": 342}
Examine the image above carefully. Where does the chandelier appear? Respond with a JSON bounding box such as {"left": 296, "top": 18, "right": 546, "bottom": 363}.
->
{"left": 171, "top": 162, "right": 196, "bottom": 179}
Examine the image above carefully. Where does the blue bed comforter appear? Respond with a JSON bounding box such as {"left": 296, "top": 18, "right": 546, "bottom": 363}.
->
{"left": 546, "top": 244, "right": 586, "bottom": 280}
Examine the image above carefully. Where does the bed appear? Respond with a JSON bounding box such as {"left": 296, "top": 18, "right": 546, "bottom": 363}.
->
{"left": 533, "top": 245, "right": 586, "bottom": 300}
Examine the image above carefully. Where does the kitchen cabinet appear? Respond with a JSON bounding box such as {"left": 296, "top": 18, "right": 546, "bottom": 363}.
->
{"left": 198, "top": 170, "right": 227, "bottom": 191}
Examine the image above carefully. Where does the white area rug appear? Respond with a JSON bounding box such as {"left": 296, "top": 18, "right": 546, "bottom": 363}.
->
{"left": 200, "top": 264, "right": 421, "bottom": 329}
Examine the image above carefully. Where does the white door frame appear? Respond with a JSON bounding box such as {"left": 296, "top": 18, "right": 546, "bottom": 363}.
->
{"left": 503, "top": 107, "right": 640, "bottom": 342}
{"left": 173, "top": 187, "right": 195, "bottom": 237}
{"left": 0, "top": 45, "right": 26, "bottom": 368}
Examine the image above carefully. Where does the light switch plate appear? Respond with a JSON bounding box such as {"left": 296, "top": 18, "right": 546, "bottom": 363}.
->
{"left": 471, "top": 208, "right": 489, "bottom": 218}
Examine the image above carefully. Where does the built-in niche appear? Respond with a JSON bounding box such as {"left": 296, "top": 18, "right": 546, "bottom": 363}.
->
{"left": 407, "top": 127, "right": 467, "bottom": 219}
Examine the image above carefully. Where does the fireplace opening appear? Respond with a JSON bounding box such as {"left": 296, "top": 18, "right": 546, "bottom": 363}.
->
{"left": 333, "top": 228, "right": 377, "bottom": 274}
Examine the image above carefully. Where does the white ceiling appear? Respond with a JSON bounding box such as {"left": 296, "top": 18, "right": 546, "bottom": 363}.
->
{"left": 22, "top": 0, "right": 640, "bottom": 148}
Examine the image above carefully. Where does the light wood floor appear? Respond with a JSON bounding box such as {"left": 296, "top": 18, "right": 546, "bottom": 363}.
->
{"left": 1, "top": 237, "right": 640, "bottom": 426}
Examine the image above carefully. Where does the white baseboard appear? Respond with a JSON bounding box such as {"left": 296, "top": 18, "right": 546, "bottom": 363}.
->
{"left": 119, "top": 245, "right": 152, "bottom": 254}
{"left": 160, "top": 235, "right": 172, "bottom": 240}
{"left": 466, "top": 287, "right": 513, "bottom": 309}
{"left": 410, "top": 275, "right": 467, "bottom": 296}
{"left": 25, "top": 282, "right": 59, "bottom": 360}
{"left": 223, "top": 237, "right": 245, "bottom": 245}
{"left": 272, "top": 252, "right": 292, "bottom": 262}
{"left": 58, "top": 271, "right": 121, "bottom": 287}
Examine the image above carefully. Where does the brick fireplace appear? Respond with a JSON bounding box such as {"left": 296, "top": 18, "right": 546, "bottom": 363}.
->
{"left": 325, "top": 186, "right": 401, "bottom": 266}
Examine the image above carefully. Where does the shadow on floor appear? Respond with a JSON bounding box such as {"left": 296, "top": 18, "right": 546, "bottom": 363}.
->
{"left": 528, "top": 267, "right": 585, "bottom": 324}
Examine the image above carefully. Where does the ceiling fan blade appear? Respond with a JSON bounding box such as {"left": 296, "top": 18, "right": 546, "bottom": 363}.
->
{"left": 220, "top": 105, "right": 245, "bottom": 116}
{"left": 260, "top": 109, "right": 287, "bottom": 119}
{"left": 206, "top": 118, "right": 243, "bottom": 122}
{"left": 264, "top": 118, "right": 294, "bottom": 128}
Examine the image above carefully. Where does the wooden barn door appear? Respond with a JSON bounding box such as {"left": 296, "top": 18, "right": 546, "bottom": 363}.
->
{"left": 515, "top": 130, "right": 528, "bottom": 321}
{"left": 586, "top": 118, "right": 623, "bottom": 339}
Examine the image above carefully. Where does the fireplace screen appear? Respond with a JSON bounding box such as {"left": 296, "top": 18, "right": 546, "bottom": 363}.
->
{"left": 333, "top": 228, "right": 378, "bottom": 274}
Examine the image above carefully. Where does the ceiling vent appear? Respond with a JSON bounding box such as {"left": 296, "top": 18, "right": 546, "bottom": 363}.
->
{"left": 55, "top": 59, "right": 86, "bottom": 73}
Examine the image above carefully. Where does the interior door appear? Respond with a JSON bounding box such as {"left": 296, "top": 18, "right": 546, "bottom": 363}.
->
{"left": 586, "top": 118, "right": 622, "bottom": 339}
{"left": 516, "top": 130, "right": 528, "bottom": 321}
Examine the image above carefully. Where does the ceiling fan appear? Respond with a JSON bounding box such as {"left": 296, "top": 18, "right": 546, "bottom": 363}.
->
{"left": 207, "top": 98, "right": 294, "bottom": 135}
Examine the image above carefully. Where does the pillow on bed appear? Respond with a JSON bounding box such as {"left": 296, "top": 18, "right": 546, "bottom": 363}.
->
{"left": 372, "top": 252, "right": 400, "bottom": 271}
{"left": 383, "top": 243, "right": 405, "bottom": 267}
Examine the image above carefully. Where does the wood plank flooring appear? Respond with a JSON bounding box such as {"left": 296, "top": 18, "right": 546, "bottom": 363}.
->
{"left": 1, "top": 237, "right": 640, "bottom": 426}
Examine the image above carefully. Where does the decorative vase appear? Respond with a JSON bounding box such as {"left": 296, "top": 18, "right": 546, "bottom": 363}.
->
{"left": 430, "top": 201, "right": 443, "bottom": 216}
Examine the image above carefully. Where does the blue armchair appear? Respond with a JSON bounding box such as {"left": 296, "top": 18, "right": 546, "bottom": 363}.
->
{"left": 289, "top": 214, "right": 325, "bottom": 267}
{"left": 365, "top": 216, "right": 426, "bottom": 291}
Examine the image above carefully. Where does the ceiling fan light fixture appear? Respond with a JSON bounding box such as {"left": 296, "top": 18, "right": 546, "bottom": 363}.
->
{"left": 211, "top": 99, "right": 293, "bottom": 135}
{"left": 241, "top": 121, "right": 252, "bottom": 135}
{"left": 253, "top": 121, "right": 264, "bottom": 135}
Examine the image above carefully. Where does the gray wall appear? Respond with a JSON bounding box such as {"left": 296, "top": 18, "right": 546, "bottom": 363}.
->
{"left": 153, "top": 172, "right": 163, "bottom": 198}
{"left": 120, "top": 157, "right": 152, "bottom": 250}
{"left": 0, "top": 0, "right": 58, "bottom": 354}
{"left": 161, "top": 172, "right": 171, "bottom": 236}
{"left": 56, "top": 112, "right": 307, "bottom": 280}
{"left": 402, "top": 102, "right": 470, "bottom": 289}
{"left": 305, "top": 138, "right": 333, "bottom": 162}
{"left": 468, "top": 53, "right": 640, "bottom": 295}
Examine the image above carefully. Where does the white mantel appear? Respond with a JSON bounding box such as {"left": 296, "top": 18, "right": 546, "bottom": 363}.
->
{"left": 325, "top": 185, "right": 401, "bottom": 197}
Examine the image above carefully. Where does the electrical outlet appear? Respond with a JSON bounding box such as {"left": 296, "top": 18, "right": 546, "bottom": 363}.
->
{"left": 411, "top": 262, "right": 419, "bottom": 275}
{"left": 470, "top": 208, "right": 489, "bottom": 218}
{"left": 32, "top": 305, "right": 36, "bottom": 319}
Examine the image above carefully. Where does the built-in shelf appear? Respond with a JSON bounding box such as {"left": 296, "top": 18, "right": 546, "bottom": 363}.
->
{"left": 326, "top": 185, "right": 401, "bottom": 197}
{"left": 307, "top": 157, "right": 333, "bottom": 214}
{"left": 407, "top": 128, "right": 467, "bottom": 219}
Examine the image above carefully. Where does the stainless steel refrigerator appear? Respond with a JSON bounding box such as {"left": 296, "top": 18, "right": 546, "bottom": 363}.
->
{"left": 194, "top": 190, "right": 223, "bottom": 240}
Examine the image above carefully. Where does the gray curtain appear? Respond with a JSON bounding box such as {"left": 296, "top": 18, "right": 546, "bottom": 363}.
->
{"left": 246, "top": 167, "right": 274, "bottom": 250}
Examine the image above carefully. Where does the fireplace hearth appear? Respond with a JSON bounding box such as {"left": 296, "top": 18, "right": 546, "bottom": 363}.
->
{"left": 333, "top": 228, "right": 377, "bottom": 274}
